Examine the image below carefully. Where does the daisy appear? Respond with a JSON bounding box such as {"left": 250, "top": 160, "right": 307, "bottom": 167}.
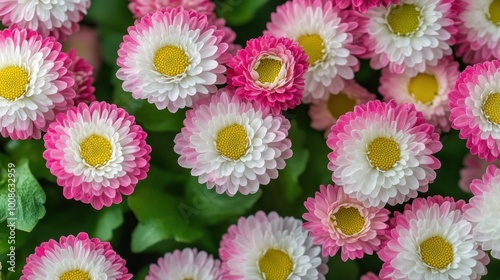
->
{"left": 379, "top": 56, "right": 460, "bottom": 133}
{"left": 227, "top": 34, "right": 309, "bottom": 114}
{"left": 363, "top": 0, "right": 456, "bottom": 75}
{"left": 308, "top": 79, "right": 376, "bottom": 137}
{"left": 459, "top": 154, "right": 500, "bottom": 193}
{"left": 116, "top": 6, "right": 230, "bottom": 113}
{"left": 454, "top": 0, "right": 500, "bottom": 64}
{"left": 379, "top": 196, "right": 489, "bottom": 280}
{"left": 333, "top": 0, "right": 400, "bottom": 13}
{"left": 327, "top": 100, "right": 442, "bottom": 208}
{"left": 146, "top": 248, "right": 221, "bottom": 280}
{"left": 21, "top": 232, "right": 132, "bottom": 280}
{"left": 303, "top": 184, "right": 390, "bottom": 261}
{"left": 265, "top": 0, "right": 365, "bottom": 103}
{"left": 219, "top": 211, "right": 329, "bottom": 280}
{"left": 0, "top": 0, "right": 90, "bottom": 41}
{"left": 66, "top": 49, "right": 96, "bottom": 105}
{"left": 0, "top": 27, "right": 75, "bottom": 140}
{"left": 449, "top": 59, "right": 500, "bottom": 162}
{"left": 128, "top": 0, "right": 215, "bottom": 18}
{"left": 464, "top": 165, "right": 500, "bottom": 259}
{"left": 173, "top": 88, "right": 292, "bottom": 196}
{"left": 43, "top": 101, "right": 152, "bottom": 210}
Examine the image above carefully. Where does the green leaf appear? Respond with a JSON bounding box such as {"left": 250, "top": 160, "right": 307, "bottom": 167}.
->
{"left": 328, "top": 255, "right": 360, "bottom": 280}
{"left": 87, "top": 0, "right": 133, "bottom": 30}
{"left": 93, "top": 204, "right": 124, "bottom": 241}
{"left": 134, "top": 103, "right": 186, "bottom": 133}
{"left": 216, "top": 0, "right": 270, "bottom": 26}
{"left": 5, "top": 140, "right": 55, "bottom": 182}
{"left": 0, "top": 159, "right": 46, "bottom": 232}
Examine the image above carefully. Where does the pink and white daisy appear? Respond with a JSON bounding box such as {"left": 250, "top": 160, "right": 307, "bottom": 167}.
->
{"left": 219, "top": 211, "right": 329, "bottom": 280}
{"left": 379, "top": 56, "right": 460, "bottom": 133}
{"left": 43, "top": 101, "right": 151, "bottom": 210}
{"left": 21, "top": 232, "right": 132, "bottom": 280}
{"left": 327, "top": 100, "right": 442, "bottom": 208}
{"left": 379, "top": 196, "right": 489, "bottom": 280}
{"left": 146, "top": 248, "right": 221, "bottom": 280}
{"left": 266, "top": 0, "right": 365, "bottom": 103}
{"left": 308, "top": 79, "right": 376, "bottom": 137}
{"left": 0, "top": 27, "right": 75, "bottom": 140}
{"left": 460, "top": 154, "right": 500, "bottom": 193}
{"left": 0, "top": 0, "right": 90, "bottom": 42}
{"left": 361, "top": 272, "right": 380, "bottom": 280}
{"left": 128, "top": 0, "right": 215, "bottom": 18}
{"left": 116, "top": 7, "right": 230, "bottom": 113}
{"left": 303, "top": 184, "right": 390, "bottom": 261}
{"left": 227, "top": 34, "right": 309, "bottom": 114}
{"left": 464, "top": 165, "right": 500, "bottom": 259}
{"left": 66, "top": 49, "right": 95, "bottom": 105}
{"left": 362, "top": 0, "right": 457, "bottom": 75}
{"left": 173, "top": 88, "right": 292, "bottom": 196}
{"left": 449, "top": 60, "right": 500, "bottom": 162}
{"left": 333, "top": 0, "right": 400, "bottom": 13}
{"left": 454, "top": 0, "right": 500, "bottom": 64}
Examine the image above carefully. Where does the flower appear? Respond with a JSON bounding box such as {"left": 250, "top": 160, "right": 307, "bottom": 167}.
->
{"left": 308, "top": 79, "right": 375, "bottom": 137}
{"left": 361, "top": 272, "right": 380, "bottom": 280}
{"left": 146, "top": 248, "right": 221, "bottom": 280}
{"left": 128, "top": 0, "right": 215, "bottom": 18}
{"left": 116, "top": 7, "right": 230, "bottom": 113}
{"left": 333, "top": 0, "right": 400, "bottom": 13}
{"left": 0, "top": 0, "right": 90, "bottom": 41}
{"left": 379, "top": 196, "right": 489, "bottom": 280}
{"left": 303, "top": 184, "right": 390, "bottom": 261}
{"left": 454, "top": 0, "right": 500, "bottom": 64}
{"left": 363, "top": 0, "right": 456, "bottom": 75}
{"left": 21, "top": 232, "right": 132, "bottom": 280}
{"left": 379, "top": 56, "right": 460, "bottom": 133}
{"left": 63, "top": 25, "right": 102, "bottom": 76}
{"left": 173, "top": 88, "right": 292, "bottom": 196}
{"left": 0, "top": 27, "right": 75, "bottom": 140}
{"left": 265, "top": 0, "right": 365, "bottom": 103}
{"left": 66, "top": 49, "right": 96, "bottom": 105}
{"left": 449, "top": 60, "right": 500, "bottom": 162}
{"left": 464, "top": 165, "right": 500, "bottom": 259}
{"left": 459, "top": 154, "right": 500, "bottom": 193}
{"left": 227, "top": 34, "right": 309, "bottom": 114}
{"left": 327, "top": 100, "right": 442, "bottom": 208}
{"left": 219, "top": 211, "right": 329, "bottom": 279}
{"left": 43, "top": 101, "right": 151, "bottom": 210}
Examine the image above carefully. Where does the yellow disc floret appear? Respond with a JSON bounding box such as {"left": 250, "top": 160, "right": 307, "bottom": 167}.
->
{"left": 408, "top": 73, "right": 439, "bottom": 104}
{"left": 483, "top": 93, "right": 500, "bottom": 125}
{"left": 258, "top": 248, "right": 293, "bottom": 280}
{"left": 59, "top": 269, "right": 90, "bottom": 280}
{"left": 367, "top": 137, "right": 400, "bottom": 171}
{"left": 0, "top": 66, "right": 29, "bottom": 101}
{"left": 387, "top": 4, "right": 421, "bottom": 36}
{"left": 420, "top": 236, "right": 454, "bottom": 270}
{"left": 216, "top": 124, "right": 248, "bottom": 160}
{"left": 80, "top": 134, "right": 112, "bottom": 167}
{"left": 154, "top": 45, "right": 189, "bottom": 76}
{"left": 297, "top": 34, "right": 325, "bottom": 65}
{"left": 255, "top": 58, "right": 282, "bottom": 84}
{"left": 331, "top": 206, "right": 365, "bottom": 236}
{"left": 489, "top": 0, "right": 500, "bottom": 25}
{"left": 327, "top": 92, "right": 357, "bottom": 119}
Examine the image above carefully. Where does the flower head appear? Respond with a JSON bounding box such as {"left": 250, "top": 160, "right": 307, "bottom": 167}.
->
{"left": 66, "top": 49, "right": 96, "bottom": 105}
{"left": 227, "top": 34, "right": 309, "bottom": 114}
{"left": 333, "top": 0, "right": 400, "bottom": 13}
{"left": 327, "top": 100, "right": 442, "bottom": 208}
{"left": 459, "top": 154, "right": 500, "bottom": 193}
{"left": 174, "top": 88, "right": 292, "bottom": 196}
{"left": 219, "top": 211, "right": 328, "bottom": 280}
{"left": 21, "top": 232, "right": 132, "bottom": 280}
{"left": 128, "top": 0, "right": 215, "bottom": 18}
{"left": 43, "top": 101, "right": 151, "bottom": 210}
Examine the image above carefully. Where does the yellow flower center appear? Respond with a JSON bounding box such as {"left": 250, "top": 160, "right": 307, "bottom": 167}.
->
{"left": 489, "top": 0, "right": 500, "bottom": 25}
{"left": 297, "top": 34, "right": 325, "bottom": 65}
{"left": 331, "top": 206, "right": 365, "bottom": 236}
{"left": 419, "top": 236, "right": 454, "bottom": 270}
{"left": 387, "top": 4, "right": 421, "bottom": 36}
{"left": 258, "top": 248, "right": 293, "bottom": 280}
{"left": 0, "top": 66, "right": 29, "bottom": 101}
{"left": 59, "top": 269, "right": 90, "bottom": 280}
{"left": 79, "top": 134, "right": 112, "bottom": 167}
{"left": 154, "top": 45, "right": 189, "bottom": 76}
{"left": 255, "top": 58, "right": 282, "bottom": 84}
{"left": 483, "top": 93, "right": 500, "bottom": 125}
{"left": 327, "top": 92, "right": 357, "bottom": 119}
{"left": 367, "top": 137, "right": 400, "bottom": 171}
{"left": 408, "top": 73, "right": 439, "bottom": 104}
{"left": 216, "top": 124, "right": 248, "bottom": 160}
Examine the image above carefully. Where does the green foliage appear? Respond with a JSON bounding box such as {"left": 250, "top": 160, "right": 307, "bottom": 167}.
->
{"left": 215, "top": 0, "right": 270, "bottom": 26}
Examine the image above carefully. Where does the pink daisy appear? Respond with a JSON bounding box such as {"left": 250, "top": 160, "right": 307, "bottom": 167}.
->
{"left": 227, "top": 34, "right": 309, "bottom": 114}
{"left": 128, "top": 0, "right": 215, "bottom": 18}
{"left": 63, "top": 25, "right": 102, "bottom": 76}
{"left": 146, "top": 248, "right": 221, "bottom": 280}
{"left": 449, "top": 59, "right": 500, "bottom": 162}
{"left": 303, "top": 184, "right": 390, "bottom": 261}
{"left": 66, "top": 49, "right": 96, "bottom": 105}
{"left": 21, "top": 232, "right": 132, "bottom": 280}
{"left": 219, "top": 211, "right": 328, "bottom": 279}
{"left": 361, "top": 272, "right": 380, "bottom": 280}
{"left": 0, "top": 27, "right": 75, "bottom": 140}
{"left": 464, "top": 165, "right": 500, "bottom": 259}
{"left": 459, "top": 154, "right": 500, "bottom": 193}
{"left": 0, "top": 0, "right": 90, "bottom": 41}
{"left": 379, "top": 56, "right": 460, "bottom": 133}
{"left": 43, "top": 101, "right": 151, "bottom": 210}
{"left": 333, "top": 0, "right": 400, "bottom": 13}
{"left": 116, "top": 7, "right": 230, "bottom": 113}
{"left": 379, "top": 196, "right": 489, "bottom": 279}
{"left": 308, "top": 79, "right": 376, "bottom": 137}
{"left": 266, "top": 0, "right": 365, "bottom": 103}
{"left": 173, "top": 88, "right": 292, "bottom": 196}
{"left": 327, "top": 100, "right": 442, "bottom": 208}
